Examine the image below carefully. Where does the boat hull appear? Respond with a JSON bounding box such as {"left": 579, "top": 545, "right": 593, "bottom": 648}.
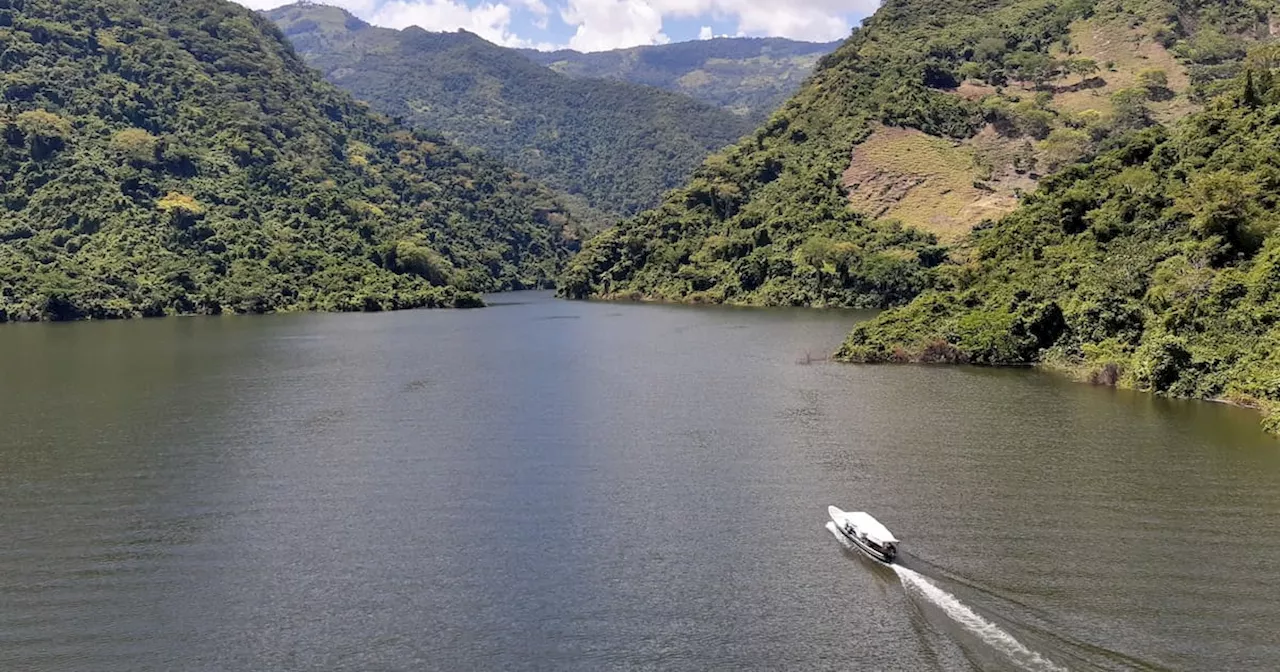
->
{"left": 835, "top": 524, "right": 894, "bottom": 563}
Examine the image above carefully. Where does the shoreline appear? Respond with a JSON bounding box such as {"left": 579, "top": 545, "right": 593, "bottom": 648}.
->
{"left": 580, "top": 290, "right": 880, "bottom": 311}
{"left": 834, "top": 346, "right": 1278, "bottom": 436}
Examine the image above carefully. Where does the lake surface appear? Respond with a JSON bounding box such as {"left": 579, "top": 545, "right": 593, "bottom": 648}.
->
{"left": 2, "top": 291, "right": 1279, "bottom": 671}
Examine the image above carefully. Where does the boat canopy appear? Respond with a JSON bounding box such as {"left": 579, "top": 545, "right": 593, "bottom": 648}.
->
{"left": 846, "top": 511, "right": 899, "bottom": 545}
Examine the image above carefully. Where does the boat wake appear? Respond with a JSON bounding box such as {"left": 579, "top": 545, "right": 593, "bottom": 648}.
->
{"left": 826, "top": 522, "right": 1065, "bottom": 671}
{"left": 891, "top": 564, "right": 1066, "bottom": 672}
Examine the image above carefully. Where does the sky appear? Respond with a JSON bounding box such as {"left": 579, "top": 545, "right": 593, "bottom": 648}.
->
{"left": 238, "top": 0, "right": 881, "bottom": 52}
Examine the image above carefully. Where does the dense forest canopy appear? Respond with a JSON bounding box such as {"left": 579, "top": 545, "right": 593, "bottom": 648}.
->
{"left": 560, "top": 0, "right": 1273, "bottom": 309}
{"left": 0, "top": 0, "right": 577, "bottom": 322}
{"left": 521, "top": 38, "right": 840, "bottom": 119}
{"left": 267, "top": 3, "right": 755, "bottom": 221}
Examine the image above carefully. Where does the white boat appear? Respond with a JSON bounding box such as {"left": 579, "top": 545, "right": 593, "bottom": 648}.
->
{"left": 828, "top": 506, "right": 899, "bottom": 563}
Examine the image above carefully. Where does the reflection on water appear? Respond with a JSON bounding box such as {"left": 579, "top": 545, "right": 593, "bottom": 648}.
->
{"left": 2, "top": 292, "right": 1279, "bottom": 671}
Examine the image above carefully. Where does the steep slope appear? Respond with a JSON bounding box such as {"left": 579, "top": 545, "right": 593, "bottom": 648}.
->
{"left": 839, "top": 55, "right": 1280, "bottom": 432}
{"left": 522, "top": 38, "right": 840, "bottom": 119}
{"left": 267, "top": 3, "right": 754, "bottom": 220}
{"left": 560, "top": 0, "right": 1272, "bottom": 308}
{"left": 0, "top": 0, "right": 576, "bottom": 322}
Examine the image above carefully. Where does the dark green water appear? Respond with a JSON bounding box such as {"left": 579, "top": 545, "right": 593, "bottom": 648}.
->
{"left": 2, "top": 291, "right": 1278, "bottom": 671}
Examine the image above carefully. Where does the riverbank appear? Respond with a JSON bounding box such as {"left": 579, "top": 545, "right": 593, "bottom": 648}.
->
{"left": 835, "top": 338, "right": 1280, "bottom": 436}
{"left": 1035, "top": 352, "right": 1280, "bottom": 435}
{"left": 578, "top": 289, "right": 882, "bottom": 310}
{"left": 0, "top": 288, "right": 489, "bottom": 324}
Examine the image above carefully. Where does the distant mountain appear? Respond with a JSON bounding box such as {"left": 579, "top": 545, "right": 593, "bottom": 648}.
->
{"left": 522, "top": 38, "right": 841, "bottom": 119}
{"left": 267, "top": 3, "right": 755, "bottom": 220}
{"left": 0, "top": 0, "right": 576, "bottom": 322}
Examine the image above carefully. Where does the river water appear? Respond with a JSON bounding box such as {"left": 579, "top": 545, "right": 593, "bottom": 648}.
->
{"left": 2, "top": 291, "right": 1278, "bottom": 671}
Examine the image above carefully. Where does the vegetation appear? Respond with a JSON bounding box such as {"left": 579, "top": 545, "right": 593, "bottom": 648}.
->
{"left": 268, "top": 3, "right": 755, "bottom": 220}
{"left": 522, "top": 38, "right": 840, "bottom": 119}
{"left": 554, "top": 0, "right": 1280, "bottom": 428}
{"left": 561, "top": 0, "right": 1098, "bottom": 307}
{"left": 0, "top": 0, "right": 577, "bottom": 322}
{"left": 840, "top": 52, "right": 1280, "bottom": 432}
{"left": 561, "top": 0, "right": 1272, "bottom": 309}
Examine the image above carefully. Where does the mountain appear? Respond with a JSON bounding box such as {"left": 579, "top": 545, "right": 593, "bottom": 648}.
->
{"left": 521, "top": 38, "right": 840, "bottom": 119}
{"left": 560, "top": 0, "right": 1271, "bottom": 310}
{"left": 840, "top": 51, "right": 1280, "bottom": 432}
{"left": 0, "top": 0, "right": 576, "bottom": 322}
{"left": 266, "top": 4, "right": 755, "bottom": 221}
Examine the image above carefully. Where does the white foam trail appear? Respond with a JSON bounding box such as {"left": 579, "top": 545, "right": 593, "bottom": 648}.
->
{"left": 826, "top": 522, "right": 1065, "bottom": 672}
{"left": 892, "top": 565, "right": 1066, "bottom": 672}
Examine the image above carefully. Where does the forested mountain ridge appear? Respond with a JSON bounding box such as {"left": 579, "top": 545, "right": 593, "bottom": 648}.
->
{"left": 521, "top": 38, "right": 840, "bottom": 119}
{"left": 560, "top": 0, "right": 1274, "bottom": 310}
{"left": 267, "top": 3, "right": 755, "bottom": 220}
{"left": 0, "top": 0, "right": 576, "bottom": 322}
{"left": 840, "top": 54, "right": 1280, "bottom": 433}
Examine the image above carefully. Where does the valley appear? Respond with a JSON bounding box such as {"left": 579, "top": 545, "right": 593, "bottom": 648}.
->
{"left": 267, "top": 3, "right": 763, "bottom": 221}
{"left": 5, "top": 0, "right": 1280, "bottom": 669}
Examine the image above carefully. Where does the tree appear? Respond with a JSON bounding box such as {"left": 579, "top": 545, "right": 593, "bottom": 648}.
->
{"left": 14, "top": 109, "right": 72, "bottom": 159}
{"left": 1064, "top": 58, "right": 1100, "bottom": 81}
{"left": 1010, "top": 100, "right": 1054, "bottom": 139}
{"left": 1180, "top": 170, "right": 1263, "bottom": 255}
{"left": 110, "top": 128, "right": 160, "bottom": 165}
{"left": 973, "top": 37, "right": 1008, "bottom": 63}
{"left": 1110, "top": 88, "right": 1152, "bottom": 129}
{"left": 155, "top": 192, "right": 206, "bottom": 228}
{"left": 1113, "top": 166, "right": 1157, "bottom": 195}
{"left": 1039, "top": 128, "right": 1090, "bottom": 171}
{"left": 1005, "top": 51, "right": 1057, "bottom": 88}
{"left": 393, "top": 240, "right": 454, "bottom": 285}
{"left": 958, "top": 61, "right": 984, "bottom": 81}
{"left": 1136, "top": 69, "right": 1169, "bottom": 99}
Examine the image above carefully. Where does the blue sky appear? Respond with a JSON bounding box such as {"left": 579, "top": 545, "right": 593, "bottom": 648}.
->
{"left": 241, "top": 0, "right": 881, "bottom": 51}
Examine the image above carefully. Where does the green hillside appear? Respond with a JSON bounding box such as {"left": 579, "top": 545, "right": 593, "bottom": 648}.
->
{"left": 840, "top": 53, "right": 1280, "bottom": 432}
{"left": 267, "top": 3, "right": 754, "bottom": 220}
{"left": 522, "top": 38, "right": 840, "bottom": 118}
{"left": 0, "top": 0, "right": 576, "bottom": 322}
{"left": 560, "top": 0, "right": 1272, "bottom": 309}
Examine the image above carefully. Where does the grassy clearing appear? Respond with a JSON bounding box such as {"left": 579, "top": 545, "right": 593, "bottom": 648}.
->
{"left": 851, "top": 13, "right": 1201, "bottom": 246}
{"left": 843, "top": 126, "right": 1028, "bottom": 243}
{"left": 1052, "top": 16, "right": 1196, "bottom": 121}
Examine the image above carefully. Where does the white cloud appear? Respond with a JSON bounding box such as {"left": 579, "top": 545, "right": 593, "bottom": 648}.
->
{"left": 556, "top": 0, "right": 875, "bottom": 50}
{"left": 733, "top": 4, "right": 853, "bottom": 41}
{"left": 510, "top": 0, "right": 549, "bottom": 15}
{"left": 240, "top": 0, "right": 542, "bottom": 47}
{"left": 649, "top": 0, "right": 877, "bottom": 41}
{"left": 242, "top": 0, "right": 879, "bottom": 51}
{"left": 560, "top": 0, "right": 668, "bottom": 51}
{"left": 370, "top": 0, "right": 530, "bottom": 47}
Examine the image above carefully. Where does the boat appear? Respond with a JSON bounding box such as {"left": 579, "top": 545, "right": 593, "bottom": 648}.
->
{"left": 828, "top": 505, "right": 899, "bottom": 563}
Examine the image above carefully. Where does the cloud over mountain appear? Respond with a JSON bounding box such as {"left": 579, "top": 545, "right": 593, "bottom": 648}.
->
{"left": 240, "top": 0, "right": 877, "bottom": 50}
